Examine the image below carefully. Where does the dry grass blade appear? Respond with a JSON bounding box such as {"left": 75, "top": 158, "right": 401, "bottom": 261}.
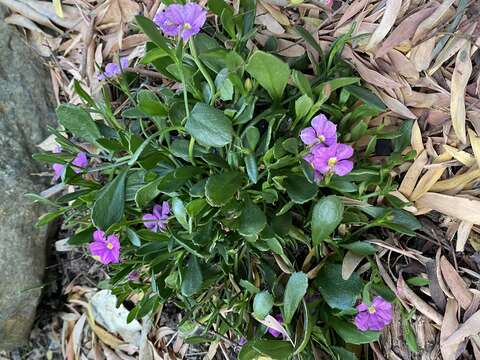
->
{"left": 397, "top": 275, "right": 443, "bottom": 325}
{"left": 440, "top": 299, "right": 460, "bottom": 360}
{"left": 450, "top": 41, "right": 472, "bottom": 144}
{"left": 456, "top": 221, "right": 473, "bottom": 252}
{"left": 399, "top": 149, "right": 428, "bottom": 198}
{"left": 366, "top": 0, "right": 402, "bottom": 51}
{"left": 416, "top": 192, "right": 480, "bottom": 224}
{"left": 440, "top": 256, "right": 473, "bottom": 310}
{"left": 430, "top": 168, "right": 480, "bottom": 192}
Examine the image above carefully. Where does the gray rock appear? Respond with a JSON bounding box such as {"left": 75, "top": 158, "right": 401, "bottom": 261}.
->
{"left": 0, "top": 6, "right": 56, "bottom": 350}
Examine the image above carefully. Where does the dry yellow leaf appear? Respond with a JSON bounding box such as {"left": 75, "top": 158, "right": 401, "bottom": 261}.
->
{"left": 440, "top": 299, "right": 459, "bottom": 360}
{"left": 456, "top": 221, "right": 473, "bottom": 252}
{"left": 440, "top": 256, "right": 473, "bottom": 310}
{"left": 443, "top": 144, "right": 476, "bottom": 167}
{"left": 468, "top": 129, "right": 480, "bottom": 169}
{"left": 410, "top": 152, "right": 452, "bottom": 201}
{"left": 443, "top": 310, "right": 480, "bottom": 347}
{"left": 409, "top": 37, "right": 436, "bottom": 72}
{"left": 450, "top": 42, "right": 472, "bottom": 145}
{"left": 366, "top": 0, "right": 402, "bottom": 51}
{"left": 399, "top": 150, "right": 428, "bottom": 198}
{"left": 342, "top": 251, "right": 364, "bottom": 280}
{"left": 259, "top": 0, "right": 290, "bottom": 26}
{"left": 53, "top": 0, "right": 63, "bottom": 18}
{"left": 415, "top": 192, "right": 480, "bottom": 224}
{"left": 411, "top": 120, "right": 424, "bottom": 155}
{"left": 430, "top": 168, "right": 480, "bottom": 192}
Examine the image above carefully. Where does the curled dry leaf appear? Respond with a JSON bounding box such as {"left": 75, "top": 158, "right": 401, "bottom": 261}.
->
{"left": 341, "top": 251, "right": 364, "bottom": 280}
{"left": 416, "top": 192, "right": 480, "bottom": 224}
{"left": 440, "top": 299, "right": 460, "bottom": 360}
{"left": 397, "top": 275, "right": 444, "bottom": 326}
{"left": 450, "top": 42, "right": 472, "bottom": 145}
{"left": 440, "top": 256, "right": 473, "bottom": 310}
{"left": 366, "top": 0, "right": 402, "bottom": 51}
{"left": 443, "top": 310, "right": 480, "bottom": 348}
{"left": 442, "top": 145, "right": 476, "bottom": 167}
{"left": 410, "top": 152, "right": 452, "bottom": 201}
{"left": 0, "top": 0, "right": 61, "bottom": 32}
{"left": 376, "top": 5, "right": 437, "bottom": 58}
{"left": 399, "top": 149, "right": 428, "bottom": 198}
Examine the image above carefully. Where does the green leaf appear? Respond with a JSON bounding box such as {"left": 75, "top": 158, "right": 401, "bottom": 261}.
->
{"left": 332, "top": 347, "right": 358, "bottom": 360}
{"left": 181, "top": 256, "right": 203, "bottom": 296}
{"left": 345, "top": 85, "right": 386, "bottom": 111}
{"left": 56, "top": 104, "right": 101, "bottom": 143}
{"left": 126, "top": 228, "right": 141, "bottom": 247}
{"left": 172, "top": 197, "right": 189, "bottom": 230}
{"left": 244, "top": 154, "right": 258, "bottom": 183}
{"left": 137, "top": 89, "right": 167, "bottom": 116}
{"left": 311, "top": 195, "right": 343, "bottom": 245}
{"left": 238, "top": 200, "right": 267, "bottom": 237}
{"left": 253, "top": 291, "right": 273, "bottom": 319}
{"left": 205, "top": 171, "right": 242, "bottom": 206}
{"left": 246, "top": 51, "right": 290, "bottom": 100}
{"left": 67, "top": 227, "right": 94, "bottom": 245}
{"left": 330, "top": 318, "right": 380, "bottom": 344}
{"left": 406, "top": 276, "right": 429, "bottom": 287}
{"left": 283, "top": 272, "right": 308, "bottom": 324}
{"left": 292, "top": 70, "right": 313, "bottom": 98}
{"left": 91, "top": 170, "right": 127, "bottom": 230}
{"left": 295, "top": 94, "right": 314, "bottom": 120}
{"left": 239, "top": 340, "right": 294, "bottom": 360}
{"left": 341, "top": 241, "right": 376, "bottom": 256}
{"left": 136, "top": 16, "right": 173, "bottom": 57}
{"left": 316, "top": 264, "right": 362, "bottom": 310}
{"left": 135, "top": 177, "right": 162, "bottom": 208}
{"left": 285, "top": 175, "right": 317, "bottom": 204}
{"left": 186, "top": 103, "right": 233, "bottom": 147}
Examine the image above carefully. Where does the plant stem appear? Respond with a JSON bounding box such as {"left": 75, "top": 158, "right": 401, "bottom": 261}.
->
{"left": 189, "top": 39, "right": 216, "bottom": 105}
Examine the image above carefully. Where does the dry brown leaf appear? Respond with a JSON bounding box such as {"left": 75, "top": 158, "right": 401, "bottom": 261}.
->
{"left": 416, "top": 192, "right": 480, "bottom": 225}
{"left": 378, "top": 92, "right": 417, "bottom": 119}
{"left": 412, "top": 0, "right": 455, "bottom": 44}
{"left": 335, "top": 0, "right": 369, "bottom": 30}
{"left": 440, "top": 299, "right": 460, "bottom": 360}
{"left": 388, "top": 49, "right": 419, "bottom": 80}
{"left": 443, "top": 144, "right": 476, "bottom": 167}
{"left": 428, "top": 22, "right": 476, "bottom": 75}
{"left": 457, "top": 221, "right": 473, "bottom": 252}
{"left": 342, "top": 251, "right": 364, "bottom": 280}
{"left": 430, "top": 168, "right": 480, "bottom": 192}
{"left": 409, "top": 37, "right": 436, "bottom": 71}
{"left": 399, "top": 150, "right": 428, "bottom": 198}
{"left": 21, "top": 0, "right": 82, "bottom": 29}
{"left": 397, "top": 275, "right": 443, "bottom": 325}
{"left": 259, "top": 0, "right": 289, "bottom": 26}
{"left": 255, "top": 3, "right": 284, "bottom": 34}
{"left": 468, "top": 129, "right": 480, "bottom": 169}
{"left": 450, "top": 42, "right": 472, "bottom": 144}
{"left": 0, "top": 0, "right": 61, "bottom": 32}
{"left": 4, "top": 13, "right": 47, "bottom": 33}
{"left": 388, "top": 190, "right": 418, "bottom": 213}
{"left": 440, "top": 256, "right": 473, "bottom": 310}
{"left": 411, "top": 120, "right": 424, "bottom": 155}
{"left": 443, "top": 310, "right": 480, "bottom": 347}
{"left": 366, "top": 0, "right": 402, "bottom": 51}
{"left": 410, "top": 152, "right": 452, "bottom": 201}
{"left": 376, "top": 5, "right": 436, "bottom": 58}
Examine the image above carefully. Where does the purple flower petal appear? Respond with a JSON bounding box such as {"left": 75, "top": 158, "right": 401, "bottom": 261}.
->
{"left": 161, "top": 201, "right": 170, "bottom": 217}
{"left": 154, "top": 3, "right": 206, "bottom": 40}
{"left": 143, "top": 214, "right": 159, "bottom": 231}
{"left": 354, "top": 312, "right": 369, "bottom": 331}
{"left": 72, "top": 152, "right": 88, "bottom": 168}
{"left": 333, "top": 159, "right": 353, "bottom": 176}
{"left": 152, "top": 204, "right": 163, "bottom": 219}
{"left": 93, "top": 230, "right": 106, "bottom": 243}
{"left": 52, "top": 163, "right": 65, "bottom": 181}
{"left": 335, "top": 143, "right": 354, "bottom": 160}
{"left": 354, "top": 296, "right": 393, "bottom": 332}
{"left": 120, "top": 57, "right": 129, "bottom": 69}
{"left": 311, "top": 114, "right": 328, "bottom": 134}
{"left": 300, "top": 127, "right": 318, "bottom": 145}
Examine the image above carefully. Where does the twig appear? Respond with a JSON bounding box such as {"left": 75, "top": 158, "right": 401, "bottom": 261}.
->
{"left": 125, "top": 67, "right": 164, "bottom": 79}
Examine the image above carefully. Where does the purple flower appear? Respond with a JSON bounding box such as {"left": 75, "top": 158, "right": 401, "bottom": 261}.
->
{"left": 128, "top": 271, "right": 140, "bottom": 281}
{"left": 143, "top": 201, "right": 170, "bottom": 232}
{"left": 354, "top": 296, "right": 393, "bottom": 332}
{"left": 89, "top": 230, "right": 121, "bottom": 265}
{"left": 238, "top": 337, "right": 247, "bottom": 346}
{"left": 98, "top": 57, "right": 129, "bottom": 80}
{"left": 300, "top": 114, "right": 337, "bottom": 147}
{"left": 267, "top": 314, "right": 284, "bottom": 338}
{"left": 154, "top": 3, "right": 207, "bottom": 41}
{"left": 52, "top": 151, "right": 88, "bottom": 181}
{"left": 304, "top": 152, "right": 324, "bottom": 182}
{"left": 311, "top": 143, "right": 354, "bottom": 176}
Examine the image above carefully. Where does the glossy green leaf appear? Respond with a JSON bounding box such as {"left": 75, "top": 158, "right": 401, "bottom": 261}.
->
{"left": 253, "top": 291, "right": 273, "bottom": 319}
{"left": 172, "top": 197, "right": 189, "bottom": 230}
{"left": 316, "top": 264, "right": 362, "bottom": 310}
{"left": 238, "top": 200, "right": 266, "bottom": 236}
{"left": 137, "top": 89, "right": 167, "bottom": 116}
{"left": 205, "top": 171, "right": 242, "bottom": 207}
{"left": 311, "top": 195, "right": 343, "bottom": 244}
{"left": 285, "top": 174, "right": 317, "bottom": 204}
{"left": 239, "top": 340, "right": 294, "bottom": 360}
{"left": 91, "top": 170, "right": 127, "bottom": 230}
{"left": 186, "top": 103, "right": 233, "bottom": 147}
{"left": 181, "top": 256, "right": 203, "bottom": 296}
{"left": 246, "top": 51, "right": 290, "bottom": 100}
{"left": 283, "top": 272, "right": 308, "bottom": 324}
{"left": 330, "top": 318, "right": 380, "bottom": 344}
{"left": 56, "top": 104, "right": 101, "bottom": 143}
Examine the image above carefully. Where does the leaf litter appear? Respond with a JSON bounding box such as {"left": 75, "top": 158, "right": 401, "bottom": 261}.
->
{"left": 1, "top": 0, "right": 480, "bottom": 358}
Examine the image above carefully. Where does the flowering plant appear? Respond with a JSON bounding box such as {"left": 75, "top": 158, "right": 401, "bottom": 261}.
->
{"left": 33, "top": 2, "right": 421, "bottom": 358}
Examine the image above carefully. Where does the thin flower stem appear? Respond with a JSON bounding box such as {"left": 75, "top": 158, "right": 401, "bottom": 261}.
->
{"left": 188, "top": 39, "right": 216, "bottom": 105}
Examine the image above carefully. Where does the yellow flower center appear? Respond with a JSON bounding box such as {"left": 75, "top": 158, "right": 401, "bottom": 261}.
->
{"left": 184, "top": 23, "right": 192, "bottom": 30}
{"left": 328, "top": 157, "right": 337, "bottom": 167}
{"left": 93, "top": 255, "right": 101, "bottom": 261}
{"left": 318, "top": 135, "right": 325, "bottom": 142}
{"left": 106, "top": 242, "right": 114, "bottom": 250}
{"left": 368, "top": 306, "right": 376, "bottom": 314}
